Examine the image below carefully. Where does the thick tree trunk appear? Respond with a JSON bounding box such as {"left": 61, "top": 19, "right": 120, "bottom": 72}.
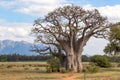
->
{"left": 77, "top": 49, "right": 83, "bottom": 72}
{"left": 62, "top": 40, "right": 87, "bottom": 72}
{"left": 66, "top": 55, "right": 78, "bottom": 72}
{"left": 77, "top": 55, "right": 83, "bottom": 72}
{"left": 67, "top": 50, "right": 73, "bottom": 68}
{"left": 66, "top": 55, "right": 72, "bottom": 69}
{"left": 66, "top": 53, "right": 83, "bottom": 72}
{"left": 65, "top": 51, "right": 83, "bottom": 72}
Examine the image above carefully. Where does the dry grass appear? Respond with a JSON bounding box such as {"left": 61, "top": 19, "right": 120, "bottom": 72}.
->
{"left": 0, "top": 71, "right": 66, "bottom": 80}
{"left": 0, "top": 62, "right": 75, "bottom": 80}
{"left": 77, "top": 68, "right": 120, "bottom": 80}
{"left": 0, "top": 62, "right": 120, "bottom": 80}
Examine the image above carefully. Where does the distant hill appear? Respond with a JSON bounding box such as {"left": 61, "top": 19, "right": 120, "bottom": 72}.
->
{"left": 0, "top": 40, "right": 38, "bottom": 55}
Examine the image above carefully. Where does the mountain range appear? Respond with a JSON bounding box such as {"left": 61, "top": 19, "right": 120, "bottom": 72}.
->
{"left": 0, "top": 40, "right": 38, "bottom": 55}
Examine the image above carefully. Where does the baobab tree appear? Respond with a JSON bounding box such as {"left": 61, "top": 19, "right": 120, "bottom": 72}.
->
{"left": 32, "top": 5, "right": 111, "bottom": 72}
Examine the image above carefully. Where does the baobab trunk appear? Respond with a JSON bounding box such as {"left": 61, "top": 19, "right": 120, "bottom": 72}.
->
{"left": 66, "top": 49, "right": 74, "bottom": 69}
{"left": 77, "top": 49, "right": 83, "bottom": 72}
{"left": 77, "top": 54, "right": 83, "bottom": 72}
{"left": 65, "top": 50, "right": 83, "bottom": 72}
{"left": 66, "top": 54, "right": 78, "bottom": 72}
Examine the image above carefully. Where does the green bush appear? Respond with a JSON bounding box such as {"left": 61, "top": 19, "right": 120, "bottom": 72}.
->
{"left": 46, "top": 67, "right": 52, "bottom": 73}
{"left": 60, "top": 67, "right": 66, "bottom": 73}
{"left": 0, "top": 55, "right": 7, "bottom": 62}
{"left": 47, "top": 57, "right": 61, "bottom": 72}
{"left": 91, "top": 55, "right": 112, "bottom": 68}
{"left": 85, "top": 63, "right": 100, "bottom": 73}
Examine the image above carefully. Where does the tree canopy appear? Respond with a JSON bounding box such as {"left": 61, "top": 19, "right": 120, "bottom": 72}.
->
{"left": 104, "top": 22, "right": 120, "bottom": 55}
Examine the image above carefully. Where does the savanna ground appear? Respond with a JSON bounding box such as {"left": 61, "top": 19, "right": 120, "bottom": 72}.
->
{"left": 0, "top": 62, "right": 120, "bottom": 80}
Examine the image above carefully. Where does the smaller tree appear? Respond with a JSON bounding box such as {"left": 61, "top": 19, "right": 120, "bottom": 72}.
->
{"left": 91, "top": 55, "right": 112, "bottom": 68}
{"left": 104, "top": 22, "right": 120, "bottom": 55}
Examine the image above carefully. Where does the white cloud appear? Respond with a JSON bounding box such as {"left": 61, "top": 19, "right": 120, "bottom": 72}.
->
{"left": 83, "top": 4, "right": 94, "bottom": 10}
{"left": 98, "top": 5, "right": 120, "bottom": 22}
{"left": 82, "top": 4, "right": 120, "bottom": 23}
{"left": 0, "top": 1, "right": 16, "bottom": 8}
{"left": 0, "top": 20, "right": 34, "bottom": 42}
{"left": 1, "top": 0, "right": 120, "bottom": 22}
{"left": 0, "top": 0, "right": 66, "bottom": 16}
{"left": 83, "top": 38, "right": 109, "bottom": 56}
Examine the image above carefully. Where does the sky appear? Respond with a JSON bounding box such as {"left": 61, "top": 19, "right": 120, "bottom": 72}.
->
{"left": 0, "top": 0, "right": 120, "bottom": 55}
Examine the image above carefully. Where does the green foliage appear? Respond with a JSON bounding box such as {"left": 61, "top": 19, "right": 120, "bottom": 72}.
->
{"left": 0, "top": 55, "right": 7, "bottom": 62}
{"left": 47, "top": 57, "right": 61, "bottom": 72}
{"left": 0, "top": 54, "right": 51, "bottom": 62}
{"left": 85, "top": 63, "right": 100, "bottom": 73}
{"left": 59, "top": 67, "right": 66, "bottom": 73}
{"left": 104, "top": 22, "right": 120, "bottom": 55}
{"left": 91, "top": 55, "right": 112, "bottom": 68}
{"left": 107, "top": 56, "right": 120, "bottom": 63}
{"left": 46, "top": 67, "right": 52, "bottom": 73}
{"left": 82, "top": 55, "right": 91, "bottom": 62}
{"left": 110, "top": 22, "right": 120, "bottom": 41}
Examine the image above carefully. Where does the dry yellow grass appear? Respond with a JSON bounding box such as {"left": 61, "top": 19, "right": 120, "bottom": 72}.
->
{"left": 0, "top": 62, "right": 76, "bottom": 80}
{"left": 0, "top": 62, "right": 120, "bottom": 80}
{"left": 77, "top": 68, "right": 120, "bottom": 80}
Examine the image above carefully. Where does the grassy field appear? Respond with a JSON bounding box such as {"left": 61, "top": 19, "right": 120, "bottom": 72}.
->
{"left": 77, "top": 68, "right": 120, "bottom": 80}
{"left": 0, "top": 62, "right": 72, "bottom": 80}
{"left": 0, "top": 62, "right": 120, "bottom": 80}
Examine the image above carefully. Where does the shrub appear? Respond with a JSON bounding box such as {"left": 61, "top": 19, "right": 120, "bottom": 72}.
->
{"left": 0, "top": 55, "right": 7, "bottom": 62}
{"left": 47, "top": 57, "right": 61, "bottom": 72}
{"left": 117, "top": 63, "right": 120, "bottom": 67}
{"left": 23, "top": 65, "right": 26, "bottom": 67}
{"left": 46, "top": 67, "right": 52, "bottom": 73}
{"left": 60, "top": 67, "right": 66, "bottom": 73}
{"left": 91, "top": 55, "right": 112, "bottom": 68}
{"left": 7, "top": 65, "right": 13, "bottom": 68}
{"left": 108, "top": 56, "right": 120, "bottom": 63}
{"left": 85, "top": 63, "right": 100, "bottom": 73}
{"left": 24, "top": 67, "right": 29, "bottom": 70}
{"left": 28, "top": 64, "right": 32, "bottom": 67}
{"left": 67, "top": 68, "right": 73, "bottom": 72}
{"left": 34, "top": 67, "right": 39, "bottom": 71}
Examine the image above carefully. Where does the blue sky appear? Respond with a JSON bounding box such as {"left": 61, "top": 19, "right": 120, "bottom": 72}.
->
{"left": 68, "top": 0, "right": 120, "bottom": 7}
{"left": 0, "top": 0, "right": 120, "bottom": 55}
{"left": 0, "top": 0, "right": 120, "bottom": 23}
{"left": 0, "top": 7, "right": 36, "bottom": 23}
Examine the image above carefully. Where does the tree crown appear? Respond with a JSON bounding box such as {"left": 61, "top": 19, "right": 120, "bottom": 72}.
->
{"left": 32, "top": 5, "right": 111, "bottom": 45}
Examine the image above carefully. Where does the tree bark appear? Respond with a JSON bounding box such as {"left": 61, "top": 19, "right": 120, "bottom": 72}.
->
{"left": 66, "top": 52, "right": 83, "bottom": 72}
{"left": 77, "top": 54, "right": 83, "bottom": 72}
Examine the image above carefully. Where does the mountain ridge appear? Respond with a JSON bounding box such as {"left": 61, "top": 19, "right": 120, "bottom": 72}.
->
{"left": 0, "top": 40, "right": 38, "bottom": 55}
